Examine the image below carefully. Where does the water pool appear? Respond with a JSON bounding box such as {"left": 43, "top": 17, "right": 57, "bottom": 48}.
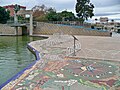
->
{"left": 0, "top": 36, "right": 44, "bottom": 85}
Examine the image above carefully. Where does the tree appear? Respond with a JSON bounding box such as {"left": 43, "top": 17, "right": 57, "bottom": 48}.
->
{"left": 32, "top": 5, "right": 56, "bottom": 21}
{"left": 32, "top": 4, "right": 76, "bottom": 22}
{"left": 95, "top": 18, "right": 97, "bottom": 21}
{"left": 46, "top": 11, "right": 62, "bottom": 21}
{"left": 46, "top": 7, "right": 56, "bottom": 13}
{"left": 0, "top": 6, "right": 10, "bottom": 24}
{"left": 95, "top": 18, "right": 98, "bottom": 24}
{"left": 46, "top": 10, "right": 76, "bottom": 21}
{"left": 75, "top": 0, "right": 94, "bottom": 23}
{"left": 61, "top": 10, "right": 75, "bottom": 21}
{"left": 111, "top": 19, "right": 114, "bottom": 22}
{"left": 32, "top": 5, "right": 46, "bottom": 20}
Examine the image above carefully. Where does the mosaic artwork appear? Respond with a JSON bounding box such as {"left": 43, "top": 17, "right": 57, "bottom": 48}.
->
{"left": 10, "top": 59, "right": 120, "bottom": 90}
{"left": 63, "top": 60, "right": 117, "bottom": 80}
{"left": 2, "top": 35, "right": 120, "bottom": 90}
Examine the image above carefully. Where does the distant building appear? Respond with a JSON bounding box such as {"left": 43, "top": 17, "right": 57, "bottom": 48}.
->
{"left": 3, "top": 5, "right": 26, "bottom": 17}
{"left": 100, "top": 17, "right": 108, "bottom": 23}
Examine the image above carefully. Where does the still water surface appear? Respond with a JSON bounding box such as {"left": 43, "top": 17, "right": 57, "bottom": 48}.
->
{"left": 0, "top": 36, "right": 44, "bottom": 85}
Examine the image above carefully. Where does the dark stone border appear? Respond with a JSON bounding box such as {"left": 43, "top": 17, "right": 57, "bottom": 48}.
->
{"left": 0, "top": 44, "right": 40, "bottom": 89}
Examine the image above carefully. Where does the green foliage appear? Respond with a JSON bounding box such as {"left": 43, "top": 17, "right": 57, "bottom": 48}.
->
{"left": 0, "top": 6, "right": 10, "bottom": 24}
{"left": 32, "top": 4, "right": 76, "bottom": 22}
{"left": 61, "top": 10, "right": 75, "bottom": 21}
{"left": 46, "top": 11, "right": 62, "bottom": 21}
{"left": 46, "top": 10, "right": 76, "bottom": 21}
{"left": 32, "top": 5, "right": 59, "bottom": 22}
{"left": 35, "top": 15, "right": 48, "bottom": 22}
{"left": 18, "top": 16, "right": 24, "bottom": 21}
{"left": 75, "top": 0, "right": 94, "bottom": 23}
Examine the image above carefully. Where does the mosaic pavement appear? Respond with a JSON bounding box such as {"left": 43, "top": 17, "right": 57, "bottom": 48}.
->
{"left": 3, "top": 59, "right": 120, "bottom": 90}
{"left": 2, "top": 35, "right": 120, "bottom": 90}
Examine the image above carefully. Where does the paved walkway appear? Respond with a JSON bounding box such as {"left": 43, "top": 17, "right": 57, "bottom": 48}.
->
{"left": 2, "top": 35, "right": 120, "bottom": 90}
{"left": 75, "top": 35, "right": 120, "bottom": 61}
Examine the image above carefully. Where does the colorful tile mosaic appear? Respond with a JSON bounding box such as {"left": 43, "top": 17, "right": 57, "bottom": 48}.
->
{"left": 2, "top": 35, "right": 120, "bottom": 90}
{"left": 3, "top": 59, "right": 119, "bottom": 90}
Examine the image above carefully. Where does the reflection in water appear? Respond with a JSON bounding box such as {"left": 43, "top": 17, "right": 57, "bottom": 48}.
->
{"left": 0, "top": 36, "right": 44, "bottom": 85}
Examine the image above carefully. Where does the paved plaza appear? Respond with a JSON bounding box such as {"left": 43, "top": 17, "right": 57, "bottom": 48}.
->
{"left": 2, "top": 34, "right": 120, "bottom": 90}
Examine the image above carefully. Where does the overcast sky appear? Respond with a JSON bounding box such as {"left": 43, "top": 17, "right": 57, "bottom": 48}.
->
{"left": 0, "top": 0, "right": 120, "bottom": 20}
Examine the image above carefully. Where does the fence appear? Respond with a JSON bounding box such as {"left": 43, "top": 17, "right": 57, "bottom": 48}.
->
{"left": 33, "top": 22, "right": 110, "bottom": 36}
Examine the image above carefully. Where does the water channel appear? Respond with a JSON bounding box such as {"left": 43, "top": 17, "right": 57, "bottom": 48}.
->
{"left": 0, "top": 36, "right": 44, "bottom": 85}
